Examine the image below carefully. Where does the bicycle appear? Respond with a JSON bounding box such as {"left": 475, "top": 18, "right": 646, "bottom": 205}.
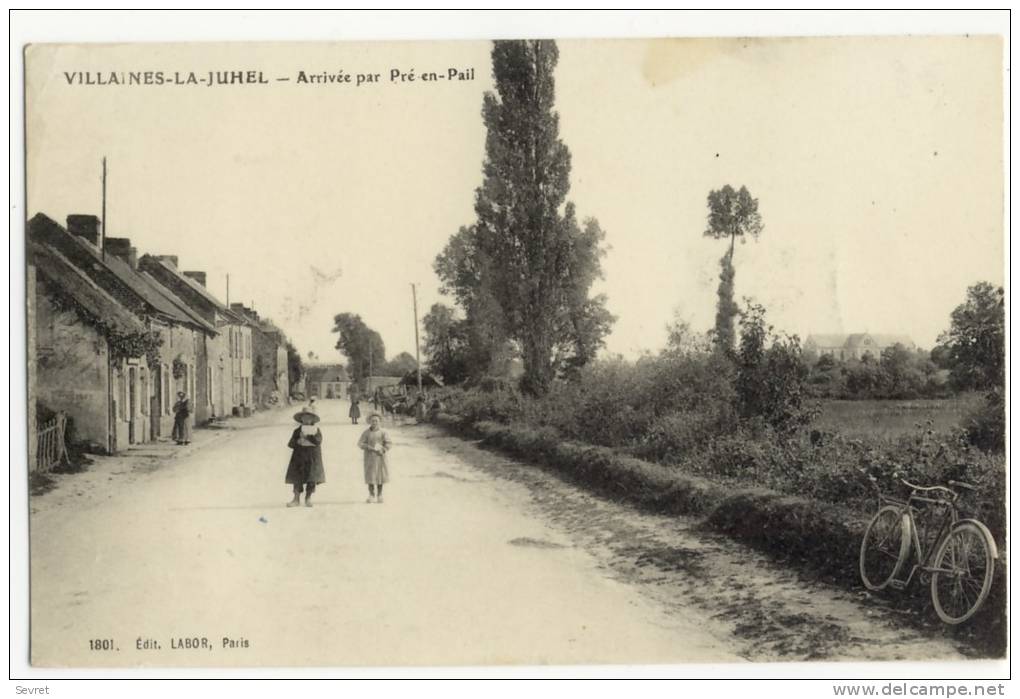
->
{"left": 859, "top": 478, "right": 998, "bottom": 625}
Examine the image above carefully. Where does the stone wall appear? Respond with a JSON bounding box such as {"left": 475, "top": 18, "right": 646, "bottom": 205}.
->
{"left": 34, "top": 290, "right": 110, "bottom": 452}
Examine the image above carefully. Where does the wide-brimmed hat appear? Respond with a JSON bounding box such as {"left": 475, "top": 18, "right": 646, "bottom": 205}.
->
{"left": 293, "top": 408, "right": 320, "bottom": 424}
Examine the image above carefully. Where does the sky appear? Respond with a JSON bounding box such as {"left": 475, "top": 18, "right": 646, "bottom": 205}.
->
{"left": 25, "top": 36, "right": 1004, "bottom": 364}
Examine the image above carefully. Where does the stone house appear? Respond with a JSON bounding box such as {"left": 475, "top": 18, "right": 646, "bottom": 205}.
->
{"left": 29, "top": 214, "right": 217, "bottom": 447}
{"left": 227, "top": 303, "right": 290, "bottom": 407}
{"left": 139, "top": 257, "right": 253, "bottom": 418}
{"left": 28, "top": 237, "right": 150, "bottom": 454}
{"left": 803, "top": 333, "right": 917, "bottom": 362}
{"left": 305, "top": 364, "right": 352, "bottom": 400}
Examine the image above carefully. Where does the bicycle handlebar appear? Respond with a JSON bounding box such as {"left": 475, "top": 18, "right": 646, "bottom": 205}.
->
{"left": 900, "top": 479, "right": 977, "bottom": 496}
{"left": 901, "top": 479, "right": 951, "bottom": 493}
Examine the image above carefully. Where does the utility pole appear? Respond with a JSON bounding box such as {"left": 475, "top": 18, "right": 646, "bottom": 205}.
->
{"left": 102, "top": 157, "right": 112, "bottom": 452}
{"left": 412, "top": 283, "right": 422, "bottom": 394}
{"left": 100, "top": 157, "right": 107, "bottom": 260}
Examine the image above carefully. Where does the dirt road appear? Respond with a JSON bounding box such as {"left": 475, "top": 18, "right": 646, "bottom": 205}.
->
{"left": 29, "top": 400, "right": 968, "bottom": 667}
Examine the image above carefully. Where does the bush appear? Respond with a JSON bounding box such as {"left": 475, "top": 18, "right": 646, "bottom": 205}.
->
{"left": 964, "top": 390, "right": 1005, "bottom": 453}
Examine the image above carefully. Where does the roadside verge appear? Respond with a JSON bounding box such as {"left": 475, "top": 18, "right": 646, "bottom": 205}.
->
{"left": 432, "top": 413, "right": 1006, "bottom": 656}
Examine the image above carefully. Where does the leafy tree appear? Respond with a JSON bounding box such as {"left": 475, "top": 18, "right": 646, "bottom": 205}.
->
{"left": 422, "top": 303, "right": 471, "bottom": 385}
{"left": 703, "top": 185, "right": 763, "bottom": 352}
{"left": 937, "top": 281, "right": 1005, "bottom": 391}
{"left": 286, "top": 342, "right": 304, "bottom": 390}
{"left": 331, "top": 312, "right": 386, "bottom": 382}
{"left": 434, "top": 226, "right": 510, "bottom": 378}
{"left": 446, "top": 39, "right": 613, "bottom": 395}
{"left": 663, "top": 310, "right": 711, "bottom": 357}
{"left": 733, "top": 301, "right": 813, "bottom": 434}
{"left": 381, "top": 352, "right": 418, "bottom": 377}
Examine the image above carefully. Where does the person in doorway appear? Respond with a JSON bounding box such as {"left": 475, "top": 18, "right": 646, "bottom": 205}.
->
{"left": 286, "top": 407, "right": 325, "bottom": 508}
{"left": 358, "top": 413, "right": 391, "bottom": 503}
{"left": 171, "top": 391, "right": 192, "bottom": 445}
{"left": 349, "top": 396, "right": 361, "bottom": 425}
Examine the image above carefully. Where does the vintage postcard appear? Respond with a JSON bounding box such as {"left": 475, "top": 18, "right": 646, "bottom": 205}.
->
{"left": 23, "top": 34, "right": 1006, "bottom": 671}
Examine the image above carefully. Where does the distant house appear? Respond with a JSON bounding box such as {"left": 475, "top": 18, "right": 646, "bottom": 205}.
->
{"left": 804, "top": 333, "right": 917, "bottom": 362}
{"left": 305, "top": 364, "right": 351, "bottom": 399}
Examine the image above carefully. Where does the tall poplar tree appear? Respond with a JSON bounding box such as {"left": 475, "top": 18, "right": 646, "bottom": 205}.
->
{"left": 464, "top": 39, "right": 612, "bottom": 395}
{"left": 703, "top": 185, "right": 763, "bottom": 353}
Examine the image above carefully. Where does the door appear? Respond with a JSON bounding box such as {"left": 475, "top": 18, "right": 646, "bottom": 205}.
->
{"left": 128, "top": 366, "right": 138, "bottom": 445}
{"left": 150, "top": 365, "right": 162, "bottom": 438}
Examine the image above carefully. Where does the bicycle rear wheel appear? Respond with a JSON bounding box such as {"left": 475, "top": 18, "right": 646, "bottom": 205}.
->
{"left": 860, "top": 505, "right": 910, "bottom": 591}
{"left": 930, "top": 521, "right": 995, "bottom": 624}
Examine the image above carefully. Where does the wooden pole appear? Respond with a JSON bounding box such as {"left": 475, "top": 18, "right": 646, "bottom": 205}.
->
{"left": 412, "top": 283, "right": 422, "bottom": 394}
{"left": 102, "top": 156, "right": 113, "bottom": 452}
{"left": 101, "top": 157, "right": 107, "bottom": 260}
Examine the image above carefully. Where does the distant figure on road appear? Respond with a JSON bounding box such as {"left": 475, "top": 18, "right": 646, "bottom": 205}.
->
{"left": 172, "top": 391, "right": 192, "bottom": 445}
{"left": 358, "top": 413, "right": 391, "bottom": 504}
{"left": 306, "top": 397, "right": 318, "bottom": 415}
{"left": 286, "top": 407, "right": 325, "bottom": 508}
{"left": 414, "top": 392, "right": 427, "bottom": 423}
{"left": 349, "top": 397, "right": 361, "bottom": 425}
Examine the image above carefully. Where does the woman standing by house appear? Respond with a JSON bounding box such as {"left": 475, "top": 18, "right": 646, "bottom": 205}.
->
{"left": 171, "top": 391, "right": 192, "bottom": 445}
{"left": 286, "top": 407, "right": 325, "bottom": 507}
{"left": 358, "top": 413, "right": 391, "bottom": 503}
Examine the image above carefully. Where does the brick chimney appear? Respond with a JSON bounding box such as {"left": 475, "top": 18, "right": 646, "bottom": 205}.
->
{"left": 104, "top": 237, "right": 138, "bottom": 269}
{"left": 66, "top": 214, "right": 101, "bottom": 247}
{"left": 155, "top": 255, "right": 179, "bottom": 268}
{"left": 183, "top": 271, "right": 207, "bottom": 287}
{"left": 230, "top": 302, "right": 257, "bottom": 321}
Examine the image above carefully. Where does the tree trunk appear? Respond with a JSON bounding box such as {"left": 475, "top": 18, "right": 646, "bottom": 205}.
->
{"left": 520, "top": 332, "right": 553, "bottom": 396}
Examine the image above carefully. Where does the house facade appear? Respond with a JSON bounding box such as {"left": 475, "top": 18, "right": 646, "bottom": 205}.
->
{"left": 305, "top": 364, "right": 352, "bottom": 400}
{"left": 139, "top": 256, "right": 253, "bottom": 419}
{"left": 29, "top": 237, "right": 149, "bottom": 453}
{"left": 30, "top": 213, "right": 217, "bottom": 450}
{"left": 804, "top": 333, "right": 917, "bottom": 362}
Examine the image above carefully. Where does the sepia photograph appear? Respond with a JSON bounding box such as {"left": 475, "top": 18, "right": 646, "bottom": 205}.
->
{"left": 14, "top": 11, "right": 1008, "bottom": 679}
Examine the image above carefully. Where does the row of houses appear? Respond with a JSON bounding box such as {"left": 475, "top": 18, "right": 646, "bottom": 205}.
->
{"left": 301, "top": 364, "right": 407, "bottom": 401}
{"left": 27, "top": 212, "right": 294, "bottom": 458}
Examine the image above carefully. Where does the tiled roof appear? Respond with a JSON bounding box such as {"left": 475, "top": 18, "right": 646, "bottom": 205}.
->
{"left": 139, "top": 271, "right": 218, "bottom": 335}
{"left": 305, "top": 364, "right": 349, "bottom": 383}
{"left": 28, "top": 213, "right": 209, "bottom": 334}
{"left": 29, "top": 239, "right": 147, "bottom": 336}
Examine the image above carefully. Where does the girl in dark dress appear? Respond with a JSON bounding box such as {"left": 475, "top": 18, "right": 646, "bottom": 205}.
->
{"left": 349, "top": 397, "right": 361, "bottom": 425}
{"left": 285, "top": 407, "right": 325, "bottom": 507}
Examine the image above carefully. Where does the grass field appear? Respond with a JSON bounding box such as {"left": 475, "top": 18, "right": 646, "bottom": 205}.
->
{"left": 814, "top": 393, "right": 985, "bottom": 440}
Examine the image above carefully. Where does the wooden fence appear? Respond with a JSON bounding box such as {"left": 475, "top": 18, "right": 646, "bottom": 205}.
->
{"left": 35, "top": 412, "right": 69, "bottom": 472}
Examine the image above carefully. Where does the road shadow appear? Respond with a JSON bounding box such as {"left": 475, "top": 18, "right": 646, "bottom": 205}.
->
{"left": 170, "top": 500, "right": 366, "bottom": 511}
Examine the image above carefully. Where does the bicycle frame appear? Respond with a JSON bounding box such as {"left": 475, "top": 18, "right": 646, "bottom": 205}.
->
{"left": 881, "top": 491, "right": 958, "bottom": 589}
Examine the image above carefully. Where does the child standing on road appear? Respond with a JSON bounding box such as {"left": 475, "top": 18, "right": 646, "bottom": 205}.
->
{"left": 358, "top": 413, "right": 391, "bottom": 503}
{"left": 285, "top": 407, "right": 325, "bottom": 508}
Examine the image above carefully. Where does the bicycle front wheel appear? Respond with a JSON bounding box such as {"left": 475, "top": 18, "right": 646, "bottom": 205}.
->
{"left": 930, "top": 521, "right": 995, "bottom": 625}
{"left": 860, "top": 505, "right": 910, "bottom": 591}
